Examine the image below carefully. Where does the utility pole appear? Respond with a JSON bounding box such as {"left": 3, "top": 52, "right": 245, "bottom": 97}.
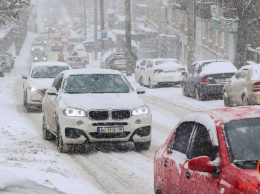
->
{"left": 187, "top": 0, "right": 196, "bottom": 66}
{"left": 100, "top": 0, "right": 105, "bottom": 54}
{"left": 94, "top": 0, "right": 97, "bottom": 60}
{"left": 83, "top": 0, "right": 86, "bottom": 40}
{"left": 125, "top": 0, "right": 132, "bottom": 76}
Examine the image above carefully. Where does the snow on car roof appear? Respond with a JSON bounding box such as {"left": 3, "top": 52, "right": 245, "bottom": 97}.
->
{"left": 62, "top": 68, "right": 122, "bottom": 76}
{"left": 201, "top": 61, "right": 237, "bottom": 75}
{"left": 32, "top": 61, "right": 69, "bottom": 67}
{"left": 181, "top": 106, "right": 260, "bottom": 146}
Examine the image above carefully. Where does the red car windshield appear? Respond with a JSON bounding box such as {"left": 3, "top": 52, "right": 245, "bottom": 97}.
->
{"left": 224, "top": 117, "right": 260, "bottom": 169}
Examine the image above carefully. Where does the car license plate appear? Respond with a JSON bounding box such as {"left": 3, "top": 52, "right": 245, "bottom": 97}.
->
{"left": 97, "top": 127, "right": 124, "bottom": 133}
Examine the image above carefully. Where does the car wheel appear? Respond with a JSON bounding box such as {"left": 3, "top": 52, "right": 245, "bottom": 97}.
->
{"left": 139, "top": 77, "right": 144, "bottom": 86}
{"left": 135, "top": 141, "right": 151, "bottom": 151}
{"left": 0, "top": 71, "right": 4, "bottom": 77}
{"left": 6, "top": 66, "right": 11, "bottom": 73}
{"left": 195, "top": 87, "right": 205, "bottom": 101}
{"left": 56, "top": 124, "right": 70, "bottom": 153}
{"left": 42, "top": 115, "right": 55, "bottom": 141}
{"left": 24, "top": 91, "right": 32, "bottom": 112}
{"left": 223, "top": 92, "right": 231, "bottom": 107}
{"left": 149, "top": 78, "right": 154, "bottom": 89}
{"left": 242, "top": 95, "right": 249, "bottom": 106}
{"left": 182, "top": 84, "right": 188, "bottom": 96}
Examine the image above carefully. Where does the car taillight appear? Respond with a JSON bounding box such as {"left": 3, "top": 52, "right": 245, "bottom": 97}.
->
{"left": 178, "top": 68, "right": 185, "bottom": 72}
{"left": 154, "top": 69, "right": 163, "bottom": 73}
{"left": 201, "top": 78, "right": 211, "bottom": 84}
{"left": 253, "top": 82, "right": 260, "bottom": 92}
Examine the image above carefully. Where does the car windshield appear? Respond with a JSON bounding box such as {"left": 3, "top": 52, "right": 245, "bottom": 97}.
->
{"left": 32, "top": 43, "right": 42, "bottom": 47}
{"left": 68, "top": 57, "right": 81, "bottom": 62}
{"left": 155, "top": 60, "right": 179, "bottom": 65}
{"left": 63, "top": 74, "right": 133, "bottom": 94}
{"left": 224, "top": 117, "right": 260, "bottom": 169}
{"left": 68, "top": 38, "right": 79, "bottom": 42}
{"left": 31, "top": 66, "right": 69, "bottom": 78}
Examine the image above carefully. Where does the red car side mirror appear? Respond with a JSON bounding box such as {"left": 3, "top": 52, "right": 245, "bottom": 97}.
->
{"left": 188, "top": 156, "right": 213, "bottom": 172}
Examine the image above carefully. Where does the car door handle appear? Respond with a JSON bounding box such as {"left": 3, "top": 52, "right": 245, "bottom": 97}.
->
{"left": 185, "top": 171, "right": 191, "bottom": 179}
{"left": 164, "top": 160, "right": 168, "bottom": 167}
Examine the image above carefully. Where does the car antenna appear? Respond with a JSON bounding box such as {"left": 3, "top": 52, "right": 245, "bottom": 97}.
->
{"left": 255, "top": 69, "right": 260, "bottom": 80}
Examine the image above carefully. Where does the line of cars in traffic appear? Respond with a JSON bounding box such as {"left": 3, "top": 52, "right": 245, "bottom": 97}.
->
{"left": 25, "top": 16, "right": 260, "bottom": 194}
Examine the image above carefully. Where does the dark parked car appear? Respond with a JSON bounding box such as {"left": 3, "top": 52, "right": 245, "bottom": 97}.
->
{"left": 0, "top": 52, "right": 15, "bottom": 68}
{"left": 181, "top": 60, "right": 237, "bottom": 101}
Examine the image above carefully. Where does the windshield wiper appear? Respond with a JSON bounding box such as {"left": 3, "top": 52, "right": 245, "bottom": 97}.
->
{"left": 233, "top": 160, "right": 259, "bottom": 169}
{"left": 233, "top": 160, "right": 259, "bottom": 164}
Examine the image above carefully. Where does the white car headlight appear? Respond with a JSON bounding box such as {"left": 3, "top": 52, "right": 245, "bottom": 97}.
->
{"left": 31, "top": 48, "right": 35, "bottom": 50}
{"left": 40, "top": 48, "right": 43, "bottom": 50}
{"left": 34, "top": 57, "right": 38, "bottom": 60}
{"left": 63, "top": 108, "right": 87, "bottom": 117}
{"left": 28, "top": 86, "right": 38, "bottom": 91}
{"left": 132, "top": 106, "right": 149, "bottom": 116}
{"left": 43, "top": 57, "right": 47, "bottom": 60}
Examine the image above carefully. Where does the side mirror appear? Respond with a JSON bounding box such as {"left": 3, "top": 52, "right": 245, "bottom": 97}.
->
{"left": 22, "top": 75, "right": 27, "bottom": 79}
{"left": 46, "top": 87, "right": 57, "bottom": 95}
{"left": 188, "top": 156, "right": 213, "bottom": 172}
{"left": 136, "top": 65, "right": 139, "bottom": 69}
{"left": 136, "top": 87, "right": 145, "bottom": 94}
{"left": 181, "top": 72, "right": 187, "bottom": 76}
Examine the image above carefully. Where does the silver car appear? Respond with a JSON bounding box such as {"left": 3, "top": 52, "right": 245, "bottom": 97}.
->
{"left": 42, "top": 69, "right": 152, "bottom": 153}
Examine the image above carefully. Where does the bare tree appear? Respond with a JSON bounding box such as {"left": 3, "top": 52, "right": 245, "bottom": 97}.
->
{"left": 0, "top": 0, "right": 30, "bottom": 26}
{"left": 233, "top": 0, "right": 258, "bottom": 68}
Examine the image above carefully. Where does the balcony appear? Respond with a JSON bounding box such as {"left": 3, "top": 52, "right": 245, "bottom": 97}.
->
{"left": 223, "top": 8, "right": 237, "bottom": 19}
{"left": 211, "top": 5, "right": 237, "bottom": 19}
{"left": 174, "top": 0, "right": 188, "bottom": 10}
{"left": 196, "top": 1, "right": 214, "bottom": 19}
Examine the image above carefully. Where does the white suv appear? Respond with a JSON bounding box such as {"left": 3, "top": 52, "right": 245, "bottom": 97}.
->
{"left": 42, "top": 69, "right": 152, "bottom": 153}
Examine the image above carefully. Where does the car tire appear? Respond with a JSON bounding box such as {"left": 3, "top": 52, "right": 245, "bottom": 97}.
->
{"left": 135, "top": 141, "right": 150, "bottom": 151}
{"left": 223, "top": 92, "right": 231, "bottom": 107}
{"left": 195, "top": 87, "right": 204, "bottom": 101}
{"left": 42, "top": 115, "right": 55, "bottom": 141}
{"left": 242, "top": 95, "right": 249, "bottom": 106}
{"left": 56, "top": 124, "right": 70, "bottom": 153}
{"left": 0, "top": 71, "right": 4, "bottom": 77}
{"left": 182, "top": 84, "right": 188, "bottom": 96}
{"left": 24, "top": 91, "right": 32, "bottom": 112}
{"left": 149, "top": 78, "right": 154, "bottom": 89}
{"left": 139, "top": 77, "right": 144, "bottom": 86}
{"left": 6, "top": 66, "right": 11, "bottom": 73}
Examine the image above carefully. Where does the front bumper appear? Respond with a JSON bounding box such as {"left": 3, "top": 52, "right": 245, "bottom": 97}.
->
{"left": 51, "top": 46, "right": 63, "bottom": 51}
{"left": 58, "top": 113, "right": 152, "bottom": 145}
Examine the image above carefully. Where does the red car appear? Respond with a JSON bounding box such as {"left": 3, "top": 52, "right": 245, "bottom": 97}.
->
{"left": 154, "top": 106, "right": 260, "bottom": 194}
